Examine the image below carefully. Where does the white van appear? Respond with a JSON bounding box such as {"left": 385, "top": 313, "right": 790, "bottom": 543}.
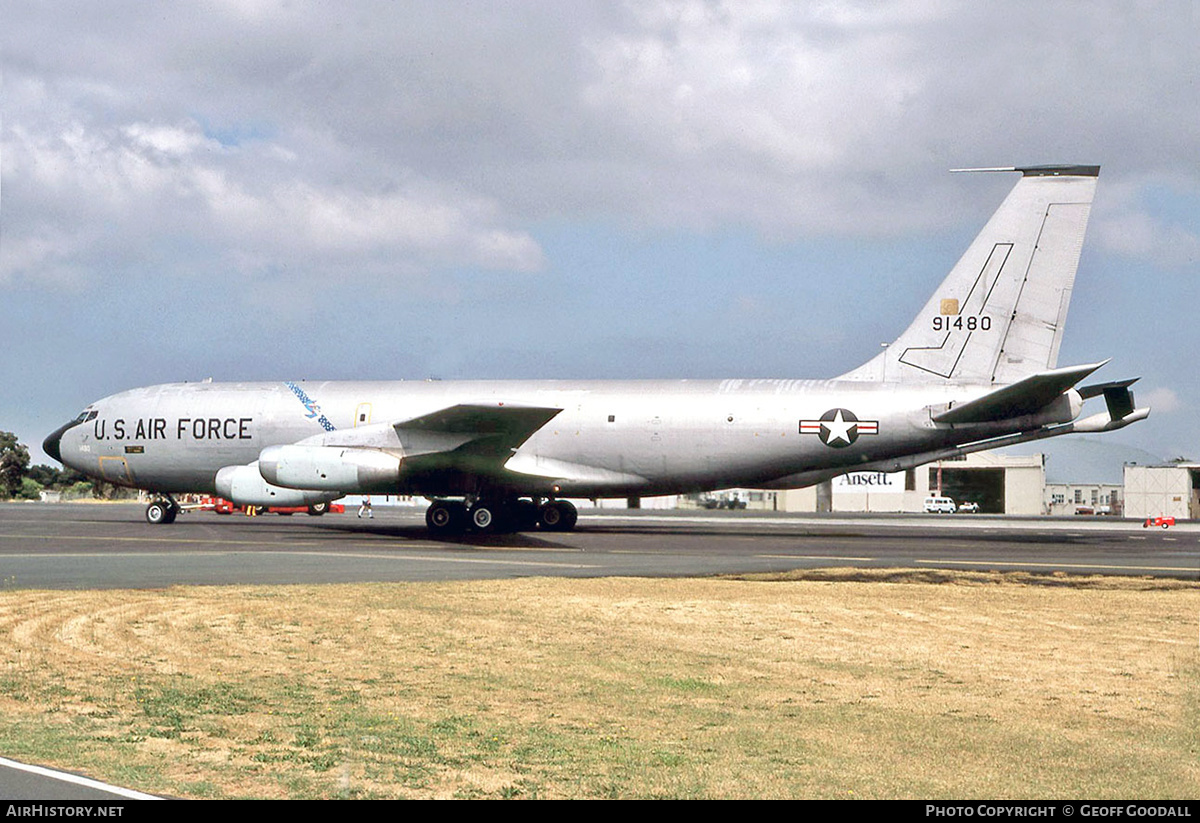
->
{"left": 924, "top": 496, "right": 957, "bottom": 514}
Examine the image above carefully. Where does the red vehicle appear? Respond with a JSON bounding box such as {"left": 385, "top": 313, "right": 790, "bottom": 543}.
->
{"left": 199, "top": 497, "right": 344, "bottom": 516}
{"left": 1144, "top": 515, "right": 1176, "bottom": 529}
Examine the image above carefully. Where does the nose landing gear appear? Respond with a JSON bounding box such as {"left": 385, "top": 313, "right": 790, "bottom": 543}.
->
{"left": 145, "top": 496, "right": 179, "bottom": 525}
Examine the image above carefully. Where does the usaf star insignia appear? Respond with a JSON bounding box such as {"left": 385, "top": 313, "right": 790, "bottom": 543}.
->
{"left": 799, "top": 408, "right": 879, "bottom": 448}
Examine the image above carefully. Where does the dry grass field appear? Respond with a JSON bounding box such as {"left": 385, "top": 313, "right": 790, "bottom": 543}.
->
{"left": 0, "top": 569, "right": 1196, "bottom": 798}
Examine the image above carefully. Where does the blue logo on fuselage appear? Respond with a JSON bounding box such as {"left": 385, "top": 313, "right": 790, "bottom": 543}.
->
{"left": 284, "top": 382, "right": 337, "bottom": 432}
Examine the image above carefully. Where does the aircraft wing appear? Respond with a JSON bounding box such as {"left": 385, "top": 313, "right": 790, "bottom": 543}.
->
{"left": 390, "top": 403, "right": 564, "bottom": 490}
{"left": 932, "top": 361, "right": 1108, "bottom": 424}
{"left": 244, "top": 402, "right": 564, "bottom": 500}
{"left": 393, "top": 403, "right": 562, "bottom": 458}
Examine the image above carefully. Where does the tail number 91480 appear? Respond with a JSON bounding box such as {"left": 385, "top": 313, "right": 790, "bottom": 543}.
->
{"left": 933, "top": 315, "right": 992, "bottom": 332}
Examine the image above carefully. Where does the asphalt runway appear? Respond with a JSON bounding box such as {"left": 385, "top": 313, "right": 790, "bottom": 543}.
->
{"left": 2, "top": 502, "right": 1198, "bottom": 588}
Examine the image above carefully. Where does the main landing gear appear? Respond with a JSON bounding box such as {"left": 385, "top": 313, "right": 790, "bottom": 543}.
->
{"left": 145, "top": 496, "right": 180, "bottom": 525}
{"left": 424, "top": 498, "right": 578, "bottom": 535}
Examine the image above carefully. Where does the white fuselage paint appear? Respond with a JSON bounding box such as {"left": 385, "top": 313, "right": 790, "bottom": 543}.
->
{"left": 54, "top": 377, "right": 1009, "bottom": 499}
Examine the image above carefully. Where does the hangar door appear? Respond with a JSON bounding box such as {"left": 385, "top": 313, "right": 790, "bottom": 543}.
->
{"left": 929, "top": 467, "right": 1006, "bottom": 513}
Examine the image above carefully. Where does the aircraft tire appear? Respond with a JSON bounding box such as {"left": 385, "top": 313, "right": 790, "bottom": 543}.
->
{"left": 307, "top": 502, "right": 329, "bottom": 516}
{"left": 511, "top": 499, "right": 540, "bottom": 532}
{"left": 468, "top": 501, "right": 502, "bottom": 533}
{"left": 467, "top": 499, "right": 526, "bottom": 534}
{"left": 426, "top": 500, "right": 467, "bottom": 534}
{"left": 146, "top": 500, "right": 174, "bottom": 525}
{"left": 557, "top": 501, "right": 578, "bottom": 531}
{"left": 539, "top": 501, "right": 577, "bottom": 532}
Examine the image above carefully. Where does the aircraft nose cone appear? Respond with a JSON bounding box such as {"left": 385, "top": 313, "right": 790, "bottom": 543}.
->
{"left": 43, "top": 420, "right": 76, "bottom": 465}
{"left": 43, "top": 430, "right": 64, "bottom": 464}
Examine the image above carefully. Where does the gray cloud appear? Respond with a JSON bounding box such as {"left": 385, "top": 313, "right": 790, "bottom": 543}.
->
{"left": 6, "top": 0, "right": 1197, "bottom": 288}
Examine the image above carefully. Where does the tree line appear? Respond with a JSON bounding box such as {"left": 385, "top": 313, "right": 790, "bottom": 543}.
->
{"left": 0, "top": 431, "right": 133, "bottom": 500}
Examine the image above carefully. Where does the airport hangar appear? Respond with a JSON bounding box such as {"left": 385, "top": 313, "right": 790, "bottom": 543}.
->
{"left": 744, "top": 451, "right": 1045, "bottom": 515}
{"left": 594, "top": 454, "right": 1194, "bottom": 518}
{"left": 1123, "top": 462, "right": 1200, "bottom": 521}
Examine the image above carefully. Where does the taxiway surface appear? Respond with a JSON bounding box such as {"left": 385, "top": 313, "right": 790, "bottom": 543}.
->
{"left": 1, "top": 503, "right": 1197, "bottom": 588}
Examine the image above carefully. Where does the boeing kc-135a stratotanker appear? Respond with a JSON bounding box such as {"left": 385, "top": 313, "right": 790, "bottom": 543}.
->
{"left": 44, "top": 165, "right": 1149, "bottom": 534}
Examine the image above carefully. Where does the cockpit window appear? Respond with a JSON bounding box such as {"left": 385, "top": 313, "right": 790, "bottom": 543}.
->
{"left": 74, "top": 410, "right": 98, "bottom": 423}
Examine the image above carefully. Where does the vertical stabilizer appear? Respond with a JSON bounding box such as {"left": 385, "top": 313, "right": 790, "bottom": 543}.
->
{"left": 839, "top": 165, "right": 1098, "bottom": 385}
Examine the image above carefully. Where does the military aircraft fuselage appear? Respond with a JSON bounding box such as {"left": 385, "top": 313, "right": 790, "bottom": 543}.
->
{"left": 48, "top": 377, "right": 1007, "bottom": 498}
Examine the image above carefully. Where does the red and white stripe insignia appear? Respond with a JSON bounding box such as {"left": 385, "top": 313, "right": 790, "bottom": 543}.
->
{"left": 798, "top": 415, "right": 880, "bottom": 439}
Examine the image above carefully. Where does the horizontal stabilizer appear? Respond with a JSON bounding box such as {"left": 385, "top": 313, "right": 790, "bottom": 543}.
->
{"left": 951, "top": 165, "right": 1101, "bottom": 178}
{"left": 932, "top": 361, "right": 1107, "bottom": 424}
{"left": 1077, "top": 378, "right": 1138, "bottom": 399}
{"left": 1073, "top": 374, "right": 1147, "bottom": 432}
{"left": 1078, "top": 378, "right": 1140, "bottom": 420}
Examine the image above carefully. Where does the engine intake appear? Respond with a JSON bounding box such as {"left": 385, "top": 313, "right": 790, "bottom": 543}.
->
{"left": 214, "top": 463, "right": 340, "bottom": 508}
{"left": 258, "top": 445, "right": 403, "bottom": 493}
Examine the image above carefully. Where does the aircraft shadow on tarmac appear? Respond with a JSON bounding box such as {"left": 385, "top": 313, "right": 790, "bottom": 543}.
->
{"left": 311, "top": 520, "right": 576, "bottom": 549}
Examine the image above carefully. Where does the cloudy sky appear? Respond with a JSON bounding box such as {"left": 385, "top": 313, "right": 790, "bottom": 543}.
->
{"left": 4, "top": 0, "right": 1198, "bottom": 466}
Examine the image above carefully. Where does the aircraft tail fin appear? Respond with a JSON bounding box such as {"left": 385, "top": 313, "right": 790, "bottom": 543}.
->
{"left": 839, "top": 165, "right": 1099, "bottom": 385}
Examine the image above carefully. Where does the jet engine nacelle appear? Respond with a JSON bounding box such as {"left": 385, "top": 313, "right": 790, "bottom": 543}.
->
{"left": 258, "top": 445, "right": 403, "bottom": 493}
{"left": 214, "top": 462, "right": 340, "bottom": 508}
